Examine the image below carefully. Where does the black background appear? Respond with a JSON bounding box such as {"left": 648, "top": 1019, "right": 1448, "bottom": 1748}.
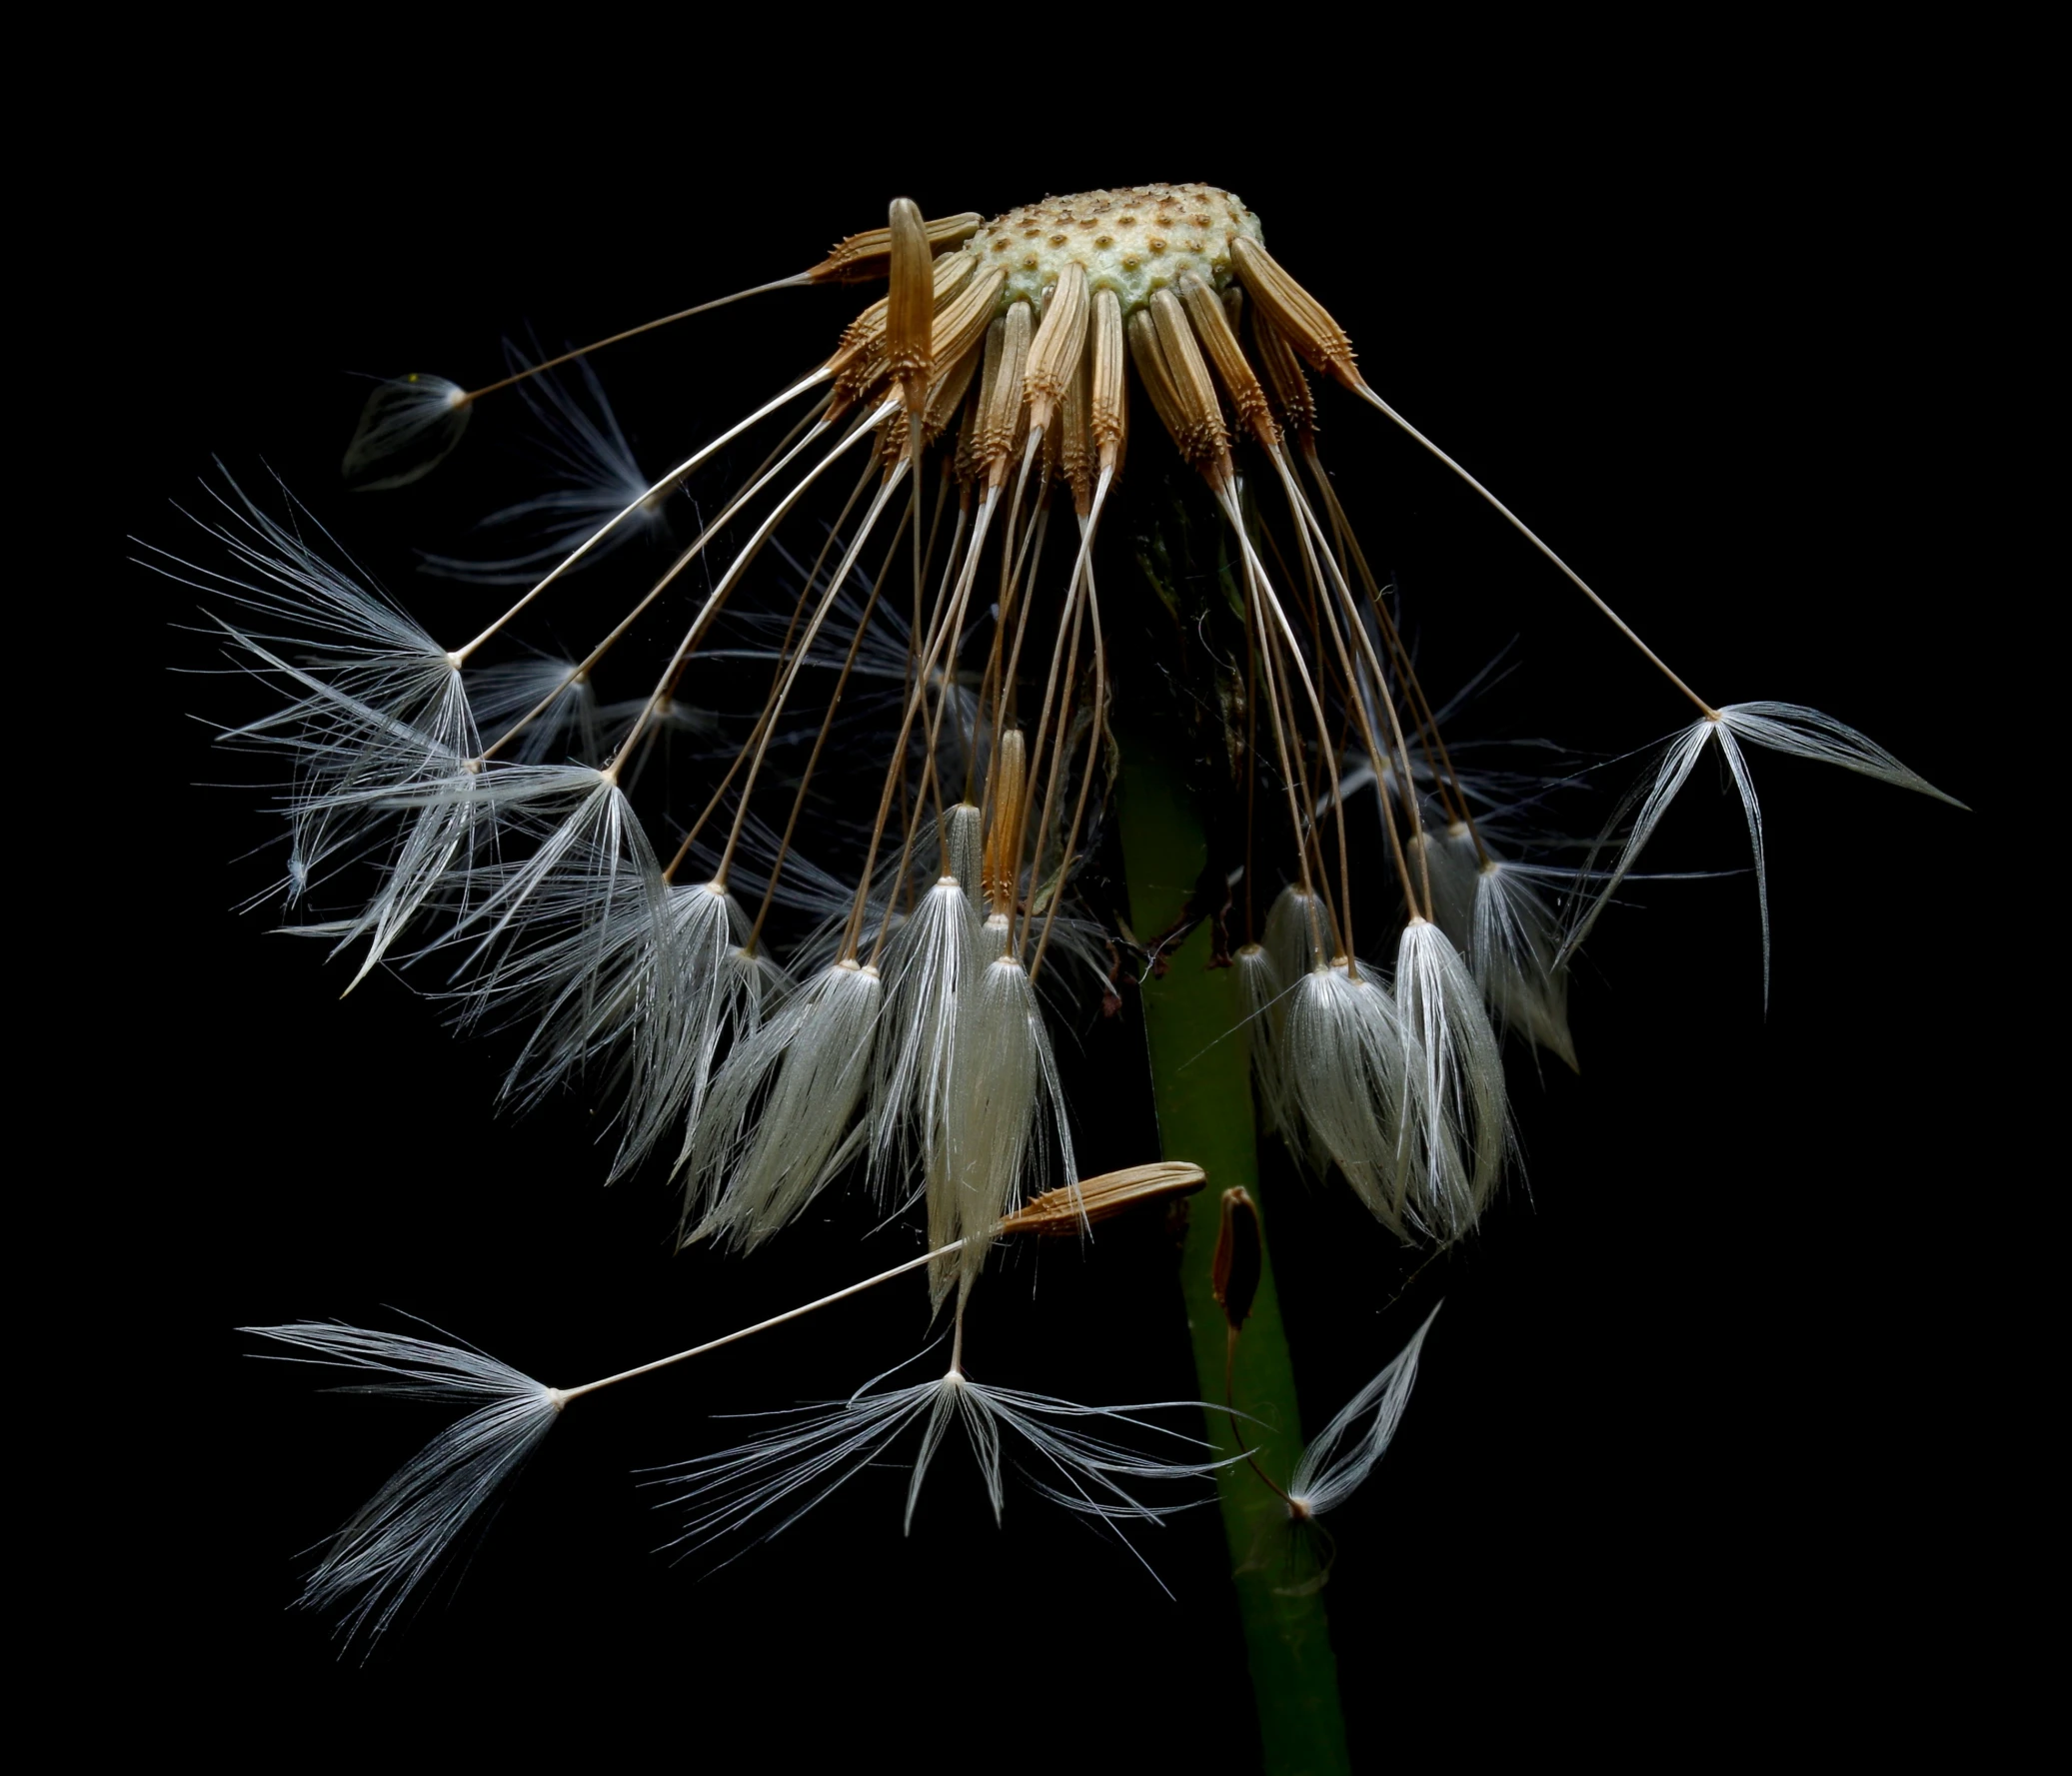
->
{"left": 114, "top": 38, "right": 2016, "bottom": 1767}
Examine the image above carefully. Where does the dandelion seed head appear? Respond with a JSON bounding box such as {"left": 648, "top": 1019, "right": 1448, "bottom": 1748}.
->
{"left": 180, "top": 163, "right": 1967, "bottom": 1661}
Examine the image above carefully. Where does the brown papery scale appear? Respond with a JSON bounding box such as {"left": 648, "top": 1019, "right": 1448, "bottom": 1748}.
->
{"left": 1211, "top": 1186, "right": 1263, "bottom": 1332}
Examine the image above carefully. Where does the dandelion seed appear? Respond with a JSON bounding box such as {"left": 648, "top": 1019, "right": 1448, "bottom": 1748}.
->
{"left": 1282, "top": 959, "right": 1411, "bottom": 1235}
{"left": 420, "top": 353, "right": 666, "bottom": 583}
{"left": 1264, "top": 883, "right": 1330, "bottom": 985}
{"left": 238, "top": 1170, "right": 1202, "bottom": 1642}
{"left": 1394, "top": 918, "right": 1509, "bottom": 1242}
{"left": 409, "top": 764, "right": 660, "bottom": 975}
{"left": 1234, "top": 941, "right": 1291, "bottom": 1134}
{"left": 870, "top": 876, "right": 981, "bottom": 1201}
{"left": 936, "top": 951, "right": 1074, "bottom": 1302}
{"left": 461, "top": 655, "right": 600, "bottom": 766}
{"left": 158, "top": 480, "right": 480, "bottom": 966}
{"left": 634, "top": 883, "right": 777, "bottom": 1171}
{"left": 1468, "top": 856, "right": 1577, "bottom": 1070}
{"left": 1286, "top": 1305, "right": 1439, "bottom": 1520}
{"left": 341, "top": 375, "right": 472, "bottom": 491}
{"left": 1407, "top": 819, "right": 1482, "bottom": 950}
{"left": 654, "top": 1355, "right": 1229, "bottom": 1562}
{"left": 688, "top": 959, "right": 883, "bottom": 1244}
{"left": 1564, "top": 703, "right": 1962, "bottom": 997}
{"left": 336, "top": 207, "right": 985, "bottom": 493}
{"left": 242, "top": 1320, "right": 560, "bottom": 1649}
{"left": 456, "top": 871, "right": 773, "bottom": 1176}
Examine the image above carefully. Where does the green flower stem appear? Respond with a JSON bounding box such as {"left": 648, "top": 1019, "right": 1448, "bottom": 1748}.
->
{"left": 1119, "top": 737, "right": 1350, "bottom": 1776}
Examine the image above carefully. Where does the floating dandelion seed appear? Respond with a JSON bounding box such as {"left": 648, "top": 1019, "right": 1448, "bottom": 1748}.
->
{"left": 341, "top": 375, "right": 472, "bottom": 492}
{"left": 1467, "top": 853, "right": 1577, "bottom": 1070}
{"left": 246, "top": 1166, "right": 1210, "bottom": 1642}
{"left": 419, "top": 349, "right": 669, "bottom": 584}
{"left": 1560, "top": 703, "right": 1963, "bottom": 999}
{"left": 1287, "top": 1305, "right": 1440, "bottom": 1522}
{"left": 654, "top": 1359, "right": 1231, "bottom": 1567}
{"left": 242, "top": 1320, "right": 561, "bottom": 1649}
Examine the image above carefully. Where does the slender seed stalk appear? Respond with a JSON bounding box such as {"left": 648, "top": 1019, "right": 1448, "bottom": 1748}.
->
{"left": 1118, "top": 732, "right": 1350, "bottom": 1776}
{"left": 551, "top": 1240, "right": 960, "bottom": 1405}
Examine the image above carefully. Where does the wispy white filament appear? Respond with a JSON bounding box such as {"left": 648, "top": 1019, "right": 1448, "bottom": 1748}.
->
{"left": 1564, "top": 702, "right": 1961, "bottom": 997}
{"left": 689, "top": 960, "right": 883, "bottom": 1244}
{"left": 242, "top": 1320, "right": 560, "bottom": 1649}
{"left": 635, "top": 887, "right": 778, "bottom": 1177}
{"left": 428, "top": 767, "right": 658, "bottom": 968}
{"left": 161, "top": 485, "right": 483, "bottom": 976}
{"left": 654, "top": 1360, "right": 1227, "bottom": 1565}
{"left": 1265, "top": 883, "right": 1329, "bottom": 984}
{"left": 1561, "top": 716, "right": 1717, "bottom": 966}
{"left": 1234, "top": 942, "right": 1290, "bottom": 1136}
{"left": 936, "top": 954, "right": 1075, "bottom": 1300}
{"left": 457, "top": 874, "right": 773, "bottom": 1177}
{"left": 1717, "top": 702, "right": 1962, "bottom": 799}
{"left": 1282, "top": 960, "right": 1410, "bottom": 1236}
{"left": 1408, "top": 821, "right": 1480, "bottom": 945}
{"left": 944, "top": 802, "right": 986, "bottom": 902}
{"left": 462, "top": 656, "right": 601, "bottom": 765}
{"left": 1288, "top": 1305, "right": 1439, "bottom": 1518}
{"left": 1394, "top": 918, "right": 1508, "bottom": 1243}
{"left": 871, "top": 878, "right": 981, "bottom": 1201}
{"left": 420, "top": 354, "right": 665, "bottom": 582}
{"left": 1468, "top": 858, "right": 1577, "bottom": 1069}
{"left": 341, "top": 376, "right": 472, "bottom": 491}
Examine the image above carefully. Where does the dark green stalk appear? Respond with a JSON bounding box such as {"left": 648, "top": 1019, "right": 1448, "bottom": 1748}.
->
{"left": 1119, "top": 735, "right": 1350, "bottom": 1776}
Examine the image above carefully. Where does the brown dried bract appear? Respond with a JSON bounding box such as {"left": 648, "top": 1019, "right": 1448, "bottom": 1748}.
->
{"left": 1149, "top": 288, "right": 1233, "bottom": 479}
{"left": 1125, "top": 309, "right": 1189, "bottom": 460}
{"left": 1231, "top": 237, "right": 1359, "bottom": 387}
{"left": 808, "top": 211, "right": 984, "bottom": 283}
{"left": 885, "top": 198, "right": 936, "bottom": 413}
{"left": 981, "top": 727, "right": 1028, "bottom": 913}
{"left": 1022, "top": 262, "right": 1090, "bottom": 440}
{"left": 830, "top": 253, "right": 975, "bottom": 409}
{"left": 1179, "top": 271, "right": 1279, "bottom": 454}
{"left": 978, "top": 297, "right": 1036, "bottom": 487}
{"left": 1250, "top": 306, "right": 1320, "bottom": 442}
{"left": 1088, "top": 287, "right": 1128, "bottom": 480}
